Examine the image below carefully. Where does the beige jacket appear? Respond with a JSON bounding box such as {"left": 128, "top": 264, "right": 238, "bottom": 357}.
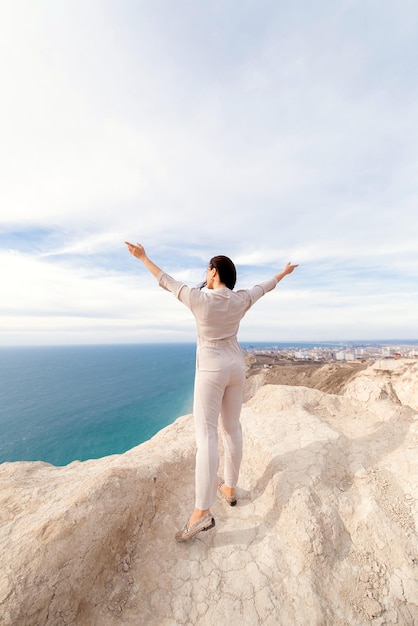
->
{"left": 157, "top": 271, "right": 277, "bottom": 344}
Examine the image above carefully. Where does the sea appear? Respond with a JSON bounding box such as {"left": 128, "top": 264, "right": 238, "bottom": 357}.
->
{"left": 0, "top": 341, "right": 415, "bottom": 467}
{"left": 0, "top": 343, "right": 197, "bottom": 466}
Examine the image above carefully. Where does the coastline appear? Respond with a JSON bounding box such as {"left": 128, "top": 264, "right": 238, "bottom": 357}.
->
{"left": 1, "top": 341, "right": 417, "bottom": 466}
{"left": 1, "top": 357, "right": 417, "bottom": 624}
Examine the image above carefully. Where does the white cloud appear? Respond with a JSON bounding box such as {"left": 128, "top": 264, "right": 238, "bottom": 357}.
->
{"left": 1, "top": 1, "right": 417, "bottom": 345}
{"left": 39, "top": 232, "right": 125, "bottom": 258}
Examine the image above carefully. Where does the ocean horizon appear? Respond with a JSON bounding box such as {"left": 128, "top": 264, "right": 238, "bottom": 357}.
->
{"left": 1, "top": 340, "right": 417, "bottom": 467}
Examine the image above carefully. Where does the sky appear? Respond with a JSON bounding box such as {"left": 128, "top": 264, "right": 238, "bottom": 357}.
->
{"left": 1, "top": 0, "right": 417, "bottom": 346}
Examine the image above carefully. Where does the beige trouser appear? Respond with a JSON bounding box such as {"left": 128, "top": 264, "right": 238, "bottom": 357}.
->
{"left": 193, "top": 339, "right": 246, "bottom": 510}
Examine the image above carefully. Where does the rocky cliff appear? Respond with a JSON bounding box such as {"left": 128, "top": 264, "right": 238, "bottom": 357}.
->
{"left": 1, "top": 359, "right": 418, "bottom": 626}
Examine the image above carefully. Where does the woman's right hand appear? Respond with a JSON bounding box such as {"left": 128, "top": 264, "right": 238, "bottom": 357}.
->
{"left": 283, "top": 262, "right": 298, "bottom": 275}
{"left": 274, "top": 261, "right": 299, "bottom": 283}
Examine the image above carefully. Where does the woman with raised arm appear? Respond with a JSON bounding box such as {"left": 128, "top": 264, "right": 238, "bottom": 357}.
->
{"left": 125, "top": 242, "right": 298, "bottom": 542}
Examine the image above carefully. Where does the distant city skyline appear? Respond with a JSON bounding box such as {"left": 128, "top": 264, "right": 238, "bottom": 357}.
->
{"left": 245, "top": 341, "right": 418, "bottom": 361}
{"left": 1, "top": 2, "right": 417, "bottom": 346}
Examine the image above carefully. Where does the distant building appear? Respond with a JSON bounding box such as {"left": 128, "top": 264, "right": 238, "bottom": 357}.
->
{"left": 335, "top": 351, "right": 355, "bottom": 361}
{"left": 294, "top": 351, "right": 308, "bottom": 359}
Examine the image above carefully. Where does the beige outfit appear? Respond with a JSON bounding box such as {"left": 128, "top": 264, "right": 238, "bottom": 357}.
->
{"left": 158, "top": 271, "right": 278, "bottom": 510}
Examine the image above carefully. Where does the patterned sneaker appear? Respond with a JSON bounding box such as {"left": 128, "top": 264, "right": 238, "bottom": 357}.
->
{"left": 175, "top": 512, "right": 215, "bottom": 543}
{"left": 218, "top": 478, "right": 237, "bottom": 506}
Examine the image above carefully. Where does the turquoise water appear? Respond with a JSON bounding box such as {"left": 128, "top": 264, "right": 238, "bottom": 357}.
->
{"left": 0, "top": 344, "right": 196, "bottom": 466}
{"left": 2, "top": 340, "right": 415, "bottom": 466}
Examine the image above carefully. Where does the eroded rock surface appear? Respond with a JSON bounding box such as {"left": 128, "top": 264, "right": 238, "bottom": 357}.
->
{"left": 1, "top": 360, "right": 418, "bottom": 625}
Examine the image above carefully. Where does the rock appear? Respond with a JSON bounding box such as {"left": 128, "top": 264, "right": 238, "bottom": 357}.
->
{"left": 363, "top": 597, "right": 382, "bottom": 618}
{"left": 1, "top": 360, "right": 418, "bottom": 625}
{"left": 343, "top": 358, "right": 418, "bottom": 410}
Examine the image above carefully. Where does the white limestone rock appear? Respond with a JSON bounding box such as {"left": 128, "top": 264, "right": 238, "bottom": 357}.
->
{"left": 343, "top": 358, "right": 418, "bottom": 410}
{"left": 1, "top": 359, "right": 418, "bottom": 625}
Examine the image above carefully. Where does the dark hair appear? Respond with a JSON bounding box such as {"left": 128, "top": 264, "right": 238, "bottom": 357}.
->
{"left": 199, "top": 255, "right": 237, "bottom": 290}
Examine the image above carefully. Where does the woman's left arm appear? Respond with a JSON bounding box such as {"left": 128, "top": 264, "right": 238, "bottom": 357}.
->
{"left": 125, "top": 242, "right": 163, "bottom": 278}
{"left": 125, "top": 241, "right": 195, "bottom": 307}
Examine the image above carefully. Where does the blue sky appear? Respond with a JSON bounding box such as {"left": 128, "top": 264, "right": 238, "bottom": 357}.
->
{"left": 1, "top": 0, "right": 417, "bottom": 345}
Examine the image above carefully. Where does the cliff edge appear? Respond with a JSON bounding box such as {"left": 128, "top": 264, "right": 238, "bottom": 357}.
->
{"left": 1, "top": 359, "right": 418, "bottom": 625}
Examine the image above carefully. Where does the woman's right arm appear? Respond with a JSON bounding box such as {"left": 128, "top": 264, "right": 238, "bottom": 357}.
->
{"left": 244, "top": 261, "right": 299, "bottom": 309}
{"left": 274, "top": 262, "right": 299, "bottom": 283}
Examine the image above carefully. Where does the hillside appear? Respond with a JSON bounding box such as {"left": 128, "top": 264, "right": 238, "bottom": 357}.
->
{"left": 1, "top": 359, "right": 417, "bottom": 625}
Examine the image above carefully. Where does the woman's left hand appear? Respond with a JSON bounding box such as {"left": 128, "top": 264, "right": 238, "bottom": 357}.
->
{"left": 125, "top": 242, "right": 146, "bottom": 260}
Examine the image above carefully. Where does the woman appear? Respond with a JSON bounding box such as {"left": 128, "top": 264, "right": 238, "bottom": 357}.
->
{"left": 125, "top": 242, "right": 298, "bottom": 542}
